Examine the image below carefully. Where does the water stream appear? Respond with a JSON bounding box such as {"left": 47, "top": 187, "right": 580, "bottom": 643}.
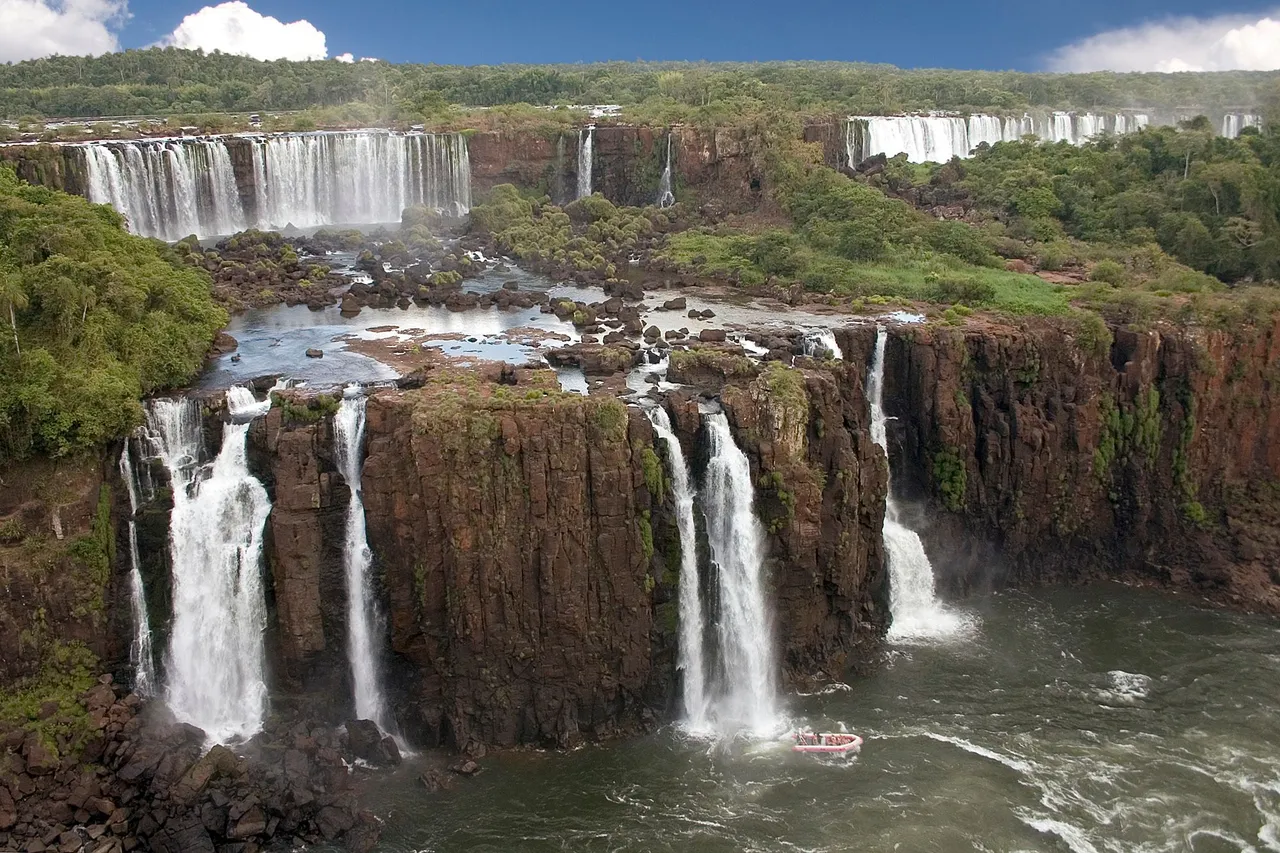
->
{"left": 117, "top": 442, "right": 156, "bottom": 696}
{"left": 867, "top": 327, "right": 973, "bottom": 642}
{"left": 334, "top": 388, "right": 398, "bottom": 738}
{"left": 577, "top": 126, "right": 595, "bottom": 199}
{"left": 647, "top": 407, "right": 708, "bottom": 732}
{"left": 657, "top": 134, "right": 675, "bottom": 208}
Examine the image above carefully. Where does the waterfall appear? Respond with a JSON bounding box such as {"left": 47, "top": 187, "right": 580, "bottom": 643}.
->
{"left": 803, "top": 330, "right": 843, "bottom": 360}
{"left": 867, "top": 328, "right": 972, "bottom": 642}
{"left": 577, "top": 125, "right": 595, "bottom": 199}
{"left": 118, "top": 441, "right": 156, "bottom": 696}
{"left": 846, "top": 111, "right": 1175, "bottom": 165}
{"left": 647, "top": 408, "right": 709, "bottom": 731}
{"left": 147, "top": 388, "right": 271, "bottom": 743}
{"left": 75, "top": 131, "right": 471, "bottom": 239}
{"left": 252, "top": 131, "right": 471, "bottom": 229}
{"left": 702, "top": 412, "right": 777, "bottom": 734}
{"left": 79, "top": 138, "right": 246, "bottom": 241}
{"left": 657, "top": 134, "right": 675, "bottom": 208}
{"left": 334, "top": 388, "right": 397, "bottom": 737}
{"left": 1222, "top": 113, "right": 1262, "bottom": 138}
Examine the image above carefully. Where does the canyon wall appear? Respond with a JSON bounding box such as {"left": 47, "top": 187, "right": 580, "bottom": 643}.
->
{"left": 878, "top": 317, "right": 1280, "bottom": 612}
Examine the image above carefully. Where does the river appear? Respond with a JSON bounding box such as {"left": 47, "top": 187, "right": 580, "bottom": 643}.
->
{"left": 350, "top": 585, "right": 1279, "bottom": 853}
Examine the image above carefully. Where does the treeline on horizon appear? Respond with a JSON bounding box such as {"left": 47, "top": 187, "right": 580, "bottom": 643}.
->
{"left": 0, "top": 48, "right": 1278, "bottom": 120}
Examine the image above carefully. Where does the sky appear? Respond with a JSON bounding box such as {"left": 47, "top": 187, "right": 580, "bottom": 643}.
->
{"left": 2, "top": 0, "right": 1280, "bottom": 72}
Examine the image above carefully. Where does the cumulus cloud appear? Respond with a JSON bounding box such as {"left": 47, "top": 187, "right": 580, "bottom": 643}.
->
{"left": 1048, "top": 11, "right": 1280, "bottom": 72}
{"left": 166, "top": 1, "right": 327, "bottom": 61}
{"left": 334, "top": 52, "right": 354, "bottom": 63}
{"left": 0, "top": 0, "right": 127, "bottom": 62}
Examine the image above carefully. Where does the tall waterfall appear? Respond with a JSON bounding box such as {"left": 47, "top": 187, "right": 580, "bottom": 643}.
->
{"left": 702, "top": 412, "right": 778, "bottom": 734}
{"left": 118, "top": 442, "right": 156, "bottom": 696}
{"left": 76, "top": 131, "right": 472, "bottom": 239}
{"left": 647, "top": 408, "right": 708, "bottom": 731}
{"left": 251, "top": 131, "right": 471, "bottom": 229}
{"left": 1222, "top": 113, "right": 1262, "bottom": 138}
{"left": 657, "top": 134, "right": 675, "bottom": 208}
{"left": 577, "top": 125, "right": 595, "bottom": 199}
{"left": 147, "top": 388, "right": 271, "bottom": 743}
{"left": 867, "top": 328, "right": 972, "bottom": 642}
{"left": 80, "top": 139, "right": 246, "bottom": 241}
{"left": 334, "top": 389, "right": 396, "bottom": 736}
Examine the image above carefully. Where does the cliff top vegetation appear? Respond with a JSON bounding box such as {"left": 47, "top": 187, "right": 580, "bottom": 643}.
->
{"left": 0, "top": 166, "right": 226, "bottom": 462}
{"left": 1, "top": 49, "right": 1278, "bottom": 128}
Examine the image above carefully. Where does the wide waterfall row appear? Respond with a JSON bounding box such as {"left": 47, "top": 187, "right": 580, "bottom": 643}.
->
{"left": 647, "top": 407, "right": 778, "bottom": 736}
{"left": 334, "top": 389, "right": 398, "bottom": 739}
{"left": 75, "top": 131, "right": 472, "bottom": 240}
{"left": 253, "top": 131, "right": 471, "bottom": 229}
{"left": 867, "top": 328, "right": 973, "bottom": 642}
{"left": 846, "top": 111, "right": 1262, "bottom": 165}
{"left": 81, "top": 139, "right": 245, "bottom": 242}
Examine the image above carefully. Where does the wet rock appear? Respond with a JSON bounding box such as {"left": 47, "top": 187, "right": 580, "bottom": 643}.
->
{"left": 448, "top": 759, "right": 482, "bottom": 777}
{"left": 661, "top": 297, "right": 686, "bottom": 311}
{"left": 698, "top": 329, "right": 727, "bottom": 343}
{"left": 313, "top": 806, "right": 354, "bottom": 841}
{"left": 343, "top": 721, "right": 383, "bottom": 765}
{"left": 305, "top": 348, "right": 324, "bottom": 358}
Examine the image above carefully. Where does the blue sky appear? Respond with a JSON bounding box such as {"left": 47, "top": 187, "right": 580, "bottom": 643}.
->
{"left": 109, "top": 0, "right": 1278, "bottom": 69}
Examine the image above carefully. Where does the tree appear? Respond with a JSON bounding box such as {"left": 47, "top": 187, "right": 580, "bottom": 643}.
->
{"left": 0, "top": 262, "right": 26, "bottom": 355}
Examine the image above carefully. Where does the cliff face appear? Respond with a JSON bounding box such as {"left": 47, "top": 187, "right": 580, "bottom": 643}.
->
{"left": 882, "top": 317, "right": 1280, "bottom": 612}
{"left": 468, "top": 124, "right": 764, "bottom": 212}
{"left": 358, "top": 383, "right": 660, "bottom": 750}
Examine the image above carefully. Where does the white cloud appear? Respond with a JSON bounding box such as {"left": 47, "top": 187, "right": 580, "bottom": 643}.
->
{"left": 335, "top": 52, "right": 354, "bottom": 63}
{"left": 1048, "top": 11, "right": 1280, "bottom": 72}
{"left": 165, "top": 1, "right": 327, "bottom": 61}
{"left": 0, "top": 0, "right": 127, "bottom": 62}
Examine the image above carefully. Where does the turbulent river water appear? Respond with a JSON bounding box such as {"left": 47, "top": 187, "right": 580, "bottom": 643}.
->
{"left": 347, "top": 585, "right": 1279, "bottom": 853}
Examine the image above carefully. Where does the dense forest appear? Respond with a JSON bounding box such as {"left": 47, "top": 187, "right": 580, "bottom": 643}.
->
{"left": 1, "top": 49, "right": 1278, "bottom": 120}
{"left": 0, "top": 168, "right": 225, "bottom": 462}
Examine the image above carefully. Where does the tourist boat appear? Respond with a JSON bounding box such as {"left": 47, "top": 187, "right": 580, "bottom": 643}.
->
{"left": 792, "top": 731, "right": 863, "bottom": 755}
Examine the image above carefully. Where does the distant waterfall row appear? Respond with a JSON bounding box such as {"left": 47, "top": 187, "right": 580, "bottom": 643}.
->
{"left": 75, "top": 130, "right": 472, "bottom": 241}
{"left": 647, "top": 407, "right": 778, "bottom": 736}
{"left": 846, "top": 111, "right": 1263, "bottom": 165}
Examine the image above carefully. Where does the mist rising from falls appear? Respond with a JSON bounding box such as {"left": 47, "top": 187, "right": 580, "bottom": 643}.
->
{"left": 334, "top": 389, "right": 397, "bottom": 737}
{"left": 647, "top": 408, "right": 709, "bottom": 732}
{"left": 657, "top": 134, "right": 675, "bottom": 208}
{"left": 702, "top": 412, "right": 778, "bottom": 734}
{"left": 867, "top": 328, "right": 974, "bottom": 643}
{"left": 146, "top": 389, "right": 271, "bottom": 742}
{"left": 577, "top": 125, "right": 595, "bottom": 199}
{"left": 844, "top": 110, "right": 1259, "bottom": 165}
{"left": 118, "top": 442, "right": 156, "bottom": 696}
{"left": 77, "top": 131, "right": 472, "bottom": 239}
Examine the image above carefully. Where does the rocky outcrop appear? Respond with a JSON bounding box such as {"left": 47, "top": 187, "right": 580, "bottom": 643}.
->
{"left": 880, "top": 316, "right": 1280, "bottom": 612}
{"left": 0, "top": 676, "right": 382, "bottom": 853}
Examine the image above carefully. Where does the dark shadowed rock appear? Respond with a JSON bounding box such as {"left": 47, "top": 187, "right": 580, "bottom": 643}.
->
{"left": 305, "top": 348, "right": 324, "bottom": 358}
{"left": 343, "top": 721, "right": 382, "bottom": 765}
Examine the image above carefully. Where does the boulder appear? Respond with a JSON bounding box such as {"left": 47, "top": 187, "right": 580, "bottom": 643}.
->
{"left": 698, "top": 329, "right": 728, "bottom": 343}
{"left": 661, "top": 297, "right": 687, "bottom": 311}
{"left": 305, "top": 348, "right": 324, "bottom": 359}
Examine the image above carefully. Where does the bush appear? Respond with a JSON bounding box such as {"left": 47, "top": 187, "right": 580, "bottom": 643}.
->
{"left": 1089, "top": 259, "right": 1129, "bottom": 286}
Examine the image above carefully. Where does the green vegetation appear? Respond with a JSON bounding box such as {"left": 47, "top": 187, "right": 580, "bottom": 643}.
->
{"left": 640, "top": 445, "right": 666, "bottom": 504}
{"left": 272, "top": 392, "right": 340, "bottom": 425}
{"left": 932, "top": 448, "right": 968, "bottom": 512}
{"left": 0, "top": 167, "right": 226, "bottom": 462}
{"left": 0, "top": 640, "right": 98, "bottom": 757}
{"left": 0, "top": 50, "right": 1276, "bottom": 124}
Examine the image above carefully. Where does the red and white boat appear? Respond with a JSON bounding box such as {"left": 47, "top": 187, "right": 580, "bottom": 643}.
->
{"left": 792, "top": 731, "right": 863, "bottom": 755}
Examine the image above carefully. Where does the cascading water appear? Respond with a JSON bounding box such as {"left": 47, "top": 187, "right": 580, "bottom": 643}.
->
{"left": 867, "top": 328, "right": 972, "bottom": 642}
{"left": 334, "top": 388, "right": 397, "bottom": 737}
{"left": 76, "top": 131, "right": 472, "bottom": 239}
{"left": 577, "top": 125, "right": 595, "bottom": 199}
{"left": 657, "top": 134, "right": 675, "bottom": 208}
{"left": 118, "top": 442, "right": 156, "bottom": 696}
{"left": 802, "top": 330, "right": 843, "bottom": 360}
{"left": 702, "top": 412, "right": 777, "bottom": 734}
{"left": 251, "top": 131, "right": 471, "bottom": 229}
{"left": 646, "top": 407, "right": 709, "bottom": 731}
{"left": 147, "top": 388, "right": 272, "bottom": 743}
{"left": 80, "top": 139, "right": 246, "bottom": 241}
